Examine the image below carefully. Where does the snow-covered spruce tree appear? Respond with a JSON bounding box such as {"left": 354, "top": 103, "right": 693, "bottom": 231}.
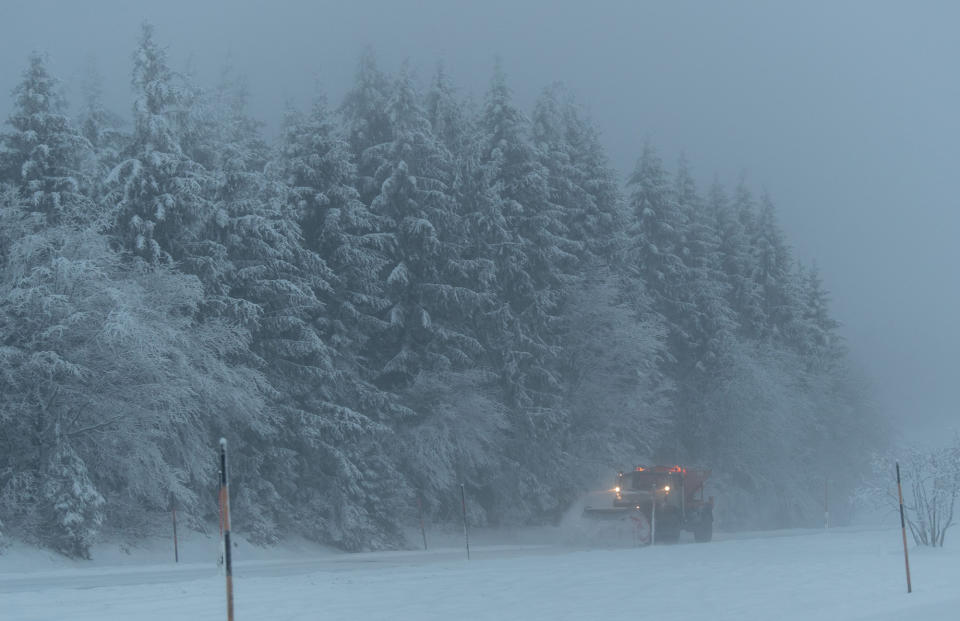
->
{"left": 667, "top": 157, "right": 737, "bottom": 464}
{"left": 531, "top": 83, "right": 619, "bottom": 264}
{"left": 362, "top": 64, "right": 485, "bottom": 391}
{"left": 672, "top": 157, "right": 735, "bottom": 371}
{"left": 107, "top": 23, "right": 210, "bottom": 263}
{"left": 77, "top": 58, "right": 127, "bottom": 219}
{"left": 470, "top": 65, "right": 579, "bottom": 522}
{"left": 558, "top": 94, "right": 622, "bottom": 260}
{"left": 425, "top": 63, "right": 472, "bottom": 158}
{"left": 329, "top": 65, "right": 517, "bottom": 530}
{"left": 187, "top": 86, "right": 409, "bottom": 549}
{"left": 226, "top": 177, "right": 402, "bottom": 548}
{"left": 624, "top": 143, "right": 687, "bottom": 322}
{"left": 752, "top": 191, "right": 800, "bottom": 343}
{"left": 339, "top": 48, "right": 393, "bottom": 205}
{"left": 475, "top": 65, "right": 568, "bottom": 409}
{"left": 796, "top": 262, "right": 841, "bottom": 362}
{"left": 621, "top": 144, "right": 690, "bottom": 453}
{"left": 182, "top": 62, "right": 273, "bottom": 310}
{"left": 0, "top": 53, "right": 92, "bottom": 226}
{"left": 720, "top": 176, "right": 766, "bottom": 338}
{"left": 273, "top": 95, "right": 391, "bottom": 356}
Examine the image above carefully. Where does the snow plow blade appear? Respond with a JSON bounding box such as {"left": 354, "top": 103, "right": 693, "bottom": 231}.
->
{"left": 581, "top": 507, "right": 634, "bottom": 519}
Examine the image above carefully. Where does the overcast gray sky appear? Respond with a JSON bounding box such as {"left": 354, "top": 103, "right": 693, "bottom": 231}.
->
{"left": 2, "top": 0, "right": 957, "bottom": 439}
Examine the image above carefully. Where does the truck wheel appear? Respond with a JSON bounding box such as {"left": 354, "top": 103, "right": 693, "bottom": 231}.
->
{"left": 693, "top": 520, "right": 713, "bottom": 543}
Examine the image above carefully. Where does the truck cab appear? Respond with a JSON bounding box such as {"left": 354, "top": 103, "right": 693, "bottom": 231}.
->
{"left": 612, "top": 465, "right": 714, "bottom": 543}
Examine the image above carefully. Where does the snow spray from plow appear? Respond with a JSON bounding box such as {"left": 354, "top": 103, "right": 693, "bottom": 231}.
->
{"left": 561, "top": 492, "right": 652, "bottom": 546}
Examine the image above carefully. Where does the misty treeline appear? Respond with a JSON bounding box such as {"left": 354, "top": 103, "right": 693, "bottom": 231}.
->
{"left": 0, "top": 24, "right": 882, "bottom": 558}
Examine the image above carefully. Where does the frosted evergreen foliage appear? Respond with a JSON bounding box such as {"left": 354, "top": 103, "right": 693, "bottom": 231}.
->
{"left": 363, "top": 65, "right": 484, "bottom": 390}
{"left": 0, "top": 36, "right": 881, "bottom": 553}
{"left": 1, "top": 54, "right": 92, "bottom": 225}
{"left": 339, "top": 49, "right": 393, "bottom": 204}
{"left": 274, "top": 97, "right": 390, "bottom": 352}
{"left": 107, "top": 23, "right": 209, "bottom": 263}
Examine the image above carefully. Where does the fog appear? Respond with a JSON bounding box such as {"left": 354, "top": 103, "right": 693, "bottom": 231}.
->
{"left": 2, "top": 0, "right": 957, "bottom": 439}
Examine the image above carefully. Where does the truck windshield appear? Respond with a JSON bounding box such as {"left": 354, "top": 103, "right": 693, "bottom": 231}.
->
{"left": 628, "top": 473, "right": 670, "bottom": 491}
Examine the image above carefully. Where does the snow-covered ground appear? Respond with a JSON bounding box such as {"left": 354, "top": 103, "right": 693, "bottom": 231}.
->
{"left": 1, "top": 525, "right": 956, "bottom": 620}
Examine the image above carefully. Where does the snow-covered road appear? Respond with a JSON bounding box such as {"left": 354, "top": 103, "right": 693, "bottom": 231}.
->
{"left": 3, "top": 527, "right": 957, "bottom": 620}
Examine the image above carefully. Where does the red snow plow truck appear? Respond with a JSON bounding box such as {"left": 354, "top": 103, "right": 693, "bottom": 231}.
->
{"left": 583, "top": 465, "right": 714, "bottom": 544}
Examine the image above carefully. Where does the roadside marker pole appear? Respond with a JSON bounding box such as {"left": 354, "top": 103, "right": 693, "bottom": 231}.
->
{"left": 460, "top": 484, "right": 470, "bottom": 560}
{"left": 218, "top": 476, "right": 225, "bottom": 570}
{"left": 220, "top": 439, "right": 235, "bottom": 620}
{"left": 417, "top": 495, "right": 428, "bottom": 551}
{"left": 650, "top": 486, "right": 657, "bottom": 546}
{"left": 895, "top": 462, "right": 912, "bottom": 594}
{"left": 824, "top": 476, "right": 829, "bottom": 530}
{"left": 171, "top": 495, "right": 179, "bottom": 563}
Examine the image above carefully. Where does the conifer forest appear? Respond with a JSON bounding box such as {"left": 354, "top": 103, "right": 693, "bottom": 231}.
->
{"left": 0, "top": 24, "right": 883, "bottom": 558}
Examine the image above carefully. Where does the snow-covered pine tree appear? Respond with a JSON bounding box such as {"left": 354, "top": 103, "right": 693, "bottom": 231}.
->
{"left": 625, "top": 143, "right": 686, "bottom": 317}
{"left": 425, "top": 63, "right": 471, "bottom": 158}
{"left": 200, "top": 84, "right": 410, "bottom": 549}
{"left": 726, "top": 176, "right": 767, "bottom": 337}
{"left": 469, "top": 64, "right": 579, "bottom": 522}
{"left": 273, "top": 96, "right": 391, "bottom": 355}
{"left": 475, "top": 65, "right": 570, "bottom": 411}
{"left": 77, "top": 58, "right": 126, "bottom": 214}
{"left": 1, "top": 53, "right": 92, "bottom": 226}
{"left": 674, "top": 157, "right": 737, "bottom": 370}
{"left": 753, "top": 191, "right": 800, "bottom": 342}
{"left": 107, "top": 23, "right": 210, "bottom": 263}
{"left": 797, "top": 262, "right": 841, "bottom": 362}
{"left": 668, "top": 157, "right": 736, "bottom": 463}
{"left": 339, "top": 49, "right": 393, "bottom": 205}
{"left": 532, "top": 83, "right": 621, "bottom": 265}
{"left": 184, "top": 61, "right": 270, "bottom": 312}
{"left": 362, "top": 63, "right": 484, "bottom": 390}
{"left": 555, "top": 90, "right": 622, "bottom": 261}
{"left": 708, "top": 177, "right": 765, "bottom": 340}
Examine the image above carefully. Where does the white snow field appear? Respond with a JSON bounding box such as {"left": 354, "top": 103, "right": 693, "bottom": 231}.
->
{"left": 1, "top": 526, "right": 956, "bottom": 621}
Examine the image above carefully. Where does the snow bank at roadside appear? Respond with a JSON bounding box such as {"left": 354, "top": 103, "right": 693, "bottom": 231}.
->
{"left": 2, "top": 526, "right": 957, "bottom": 620}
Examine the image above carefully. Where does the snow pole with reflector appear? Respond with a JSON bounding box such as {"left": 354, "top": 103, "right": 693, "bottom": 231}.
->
{"left": 220, "top": 438, "right": 235, "bottom": 619}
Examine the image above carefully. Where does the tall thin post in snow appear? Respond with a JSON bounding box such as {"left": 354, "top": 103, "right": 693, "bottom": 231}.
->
{"left": 896, "top": 462, "right": 912, "bottom": 594}
{"left": 218, "top": 475, "right": 225, "bottom": 570}
{"left": 824, "top": 476, "right": 829, "bottom": 530}
{"left": 171, "top": 494, "right": 179, "bottom": 563}
{"left": 649, "top": 485, "right": 657, "bottom": 546}
{"left": 417, "top": 495, "right": 428, "bottom": 551}
{"left": 220, "top": 439, "right": 235, "bottom": 620}
{"left": 460, "top": 484, "right": 470, "bottom": 560}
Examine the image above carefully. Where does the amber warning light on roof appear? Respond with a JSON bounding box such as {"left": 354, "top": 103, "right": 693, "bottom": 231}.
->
{"left": 635, "top": 465, "right": 686, "bottom": 473}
